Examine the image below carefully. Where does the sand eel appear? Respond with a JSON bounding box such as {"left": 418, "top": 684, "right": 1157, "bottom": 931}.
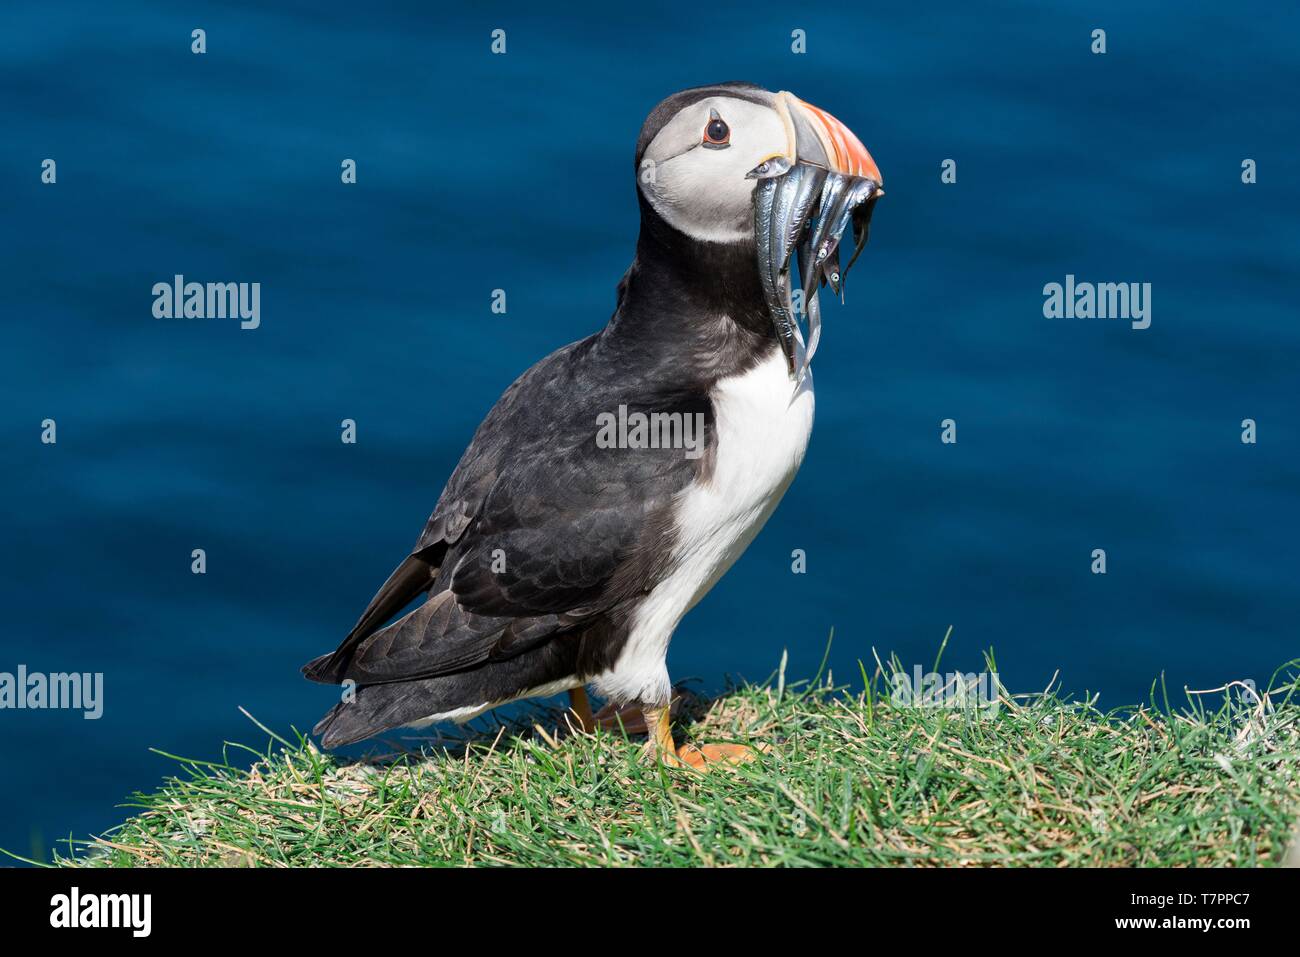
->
{"left": 303, "top": 82, "right": 882, "bottom": 768}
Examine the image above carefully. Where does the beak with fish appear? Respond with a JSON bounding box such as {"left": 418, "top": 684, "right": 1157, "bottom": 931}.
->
{"left": 749, "top": 92, "right": 883, "bottom": 382}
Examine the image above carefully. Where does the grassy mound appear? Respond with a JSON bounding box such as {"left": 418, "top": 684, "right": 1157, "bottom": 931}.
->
{"left": 50, "top": 654, "right": 1300, "bottom": 867}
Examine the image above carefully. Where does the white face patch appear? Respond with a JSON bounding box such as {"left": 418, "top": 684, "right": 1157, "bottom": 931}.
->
{"left": 639, "top": 96, "right": 789, "bottom": 243}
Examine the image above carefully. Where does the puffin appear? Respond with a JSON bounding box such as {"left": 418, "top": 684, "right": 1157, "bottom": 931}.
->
{"left": 304, "top": 82, "right": 882, "bottom": 768}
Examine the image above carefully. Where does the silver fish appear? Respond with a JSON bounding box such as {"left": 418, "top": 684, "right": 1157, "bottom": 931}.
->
{"left": 749, "top": 91, "right": 883, "bottom": 379}
{"left": 755, "top": 164, "right": 880, "bottom": 379}
{"left": 752, "top": 174, "right": 799, "bottom": 368}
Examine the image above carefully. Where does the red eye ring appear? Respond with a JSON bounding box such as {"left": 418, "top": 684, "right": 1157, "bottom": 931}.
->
{"left": 703, "top": 110, "right": 730, "bottom": 147}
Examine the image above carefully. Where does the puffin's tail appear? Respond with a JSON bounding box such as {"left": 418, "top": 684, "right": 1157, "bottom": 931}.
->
{"left": 302, "top": 553, "right": 437, "bottom": 684}
{"left": 312, "top": 686, "right": 414, "bottom": 749}
{"left": 311, "top": 639, "right": 582, "bottom": 749}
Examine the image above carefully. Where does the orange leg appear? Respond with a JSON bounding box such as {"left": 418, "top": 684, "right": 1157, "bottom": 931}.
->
{"left": 592, "top": 693, "right": 682, "bottom": 734}
{"left": 567, "top": 687, "right": 596, "bottom": 733}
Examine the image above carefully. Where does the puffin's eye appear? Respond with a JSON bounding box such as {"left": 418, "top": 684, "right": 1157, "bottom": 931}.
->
{"left": 702, "top": 110, "right": 730, "bottom": 149}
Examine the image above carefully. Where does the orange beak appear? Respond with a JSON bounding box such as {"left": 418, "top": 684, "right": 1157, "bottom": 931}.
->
{"left": 779, "top": 92, "right": 883, "bottom": 188}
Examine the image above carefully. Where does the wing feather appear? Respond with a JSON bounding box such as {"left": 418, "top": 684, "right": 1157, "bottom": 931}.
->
{"left": 303, "top": 335, "right": 711, "bottom": 687}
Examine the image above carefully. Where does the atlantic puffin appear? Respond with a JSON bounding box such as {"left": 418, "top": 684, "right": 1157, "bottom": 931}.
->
{"left": 304, "top": 82, "right": 882, "bottom": 767}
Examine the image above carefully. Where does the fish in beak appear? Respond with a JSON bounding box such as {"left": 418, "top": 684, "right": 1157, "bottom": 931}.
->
{"left": 748, "top": 92, "right": 883, "bottom": 381}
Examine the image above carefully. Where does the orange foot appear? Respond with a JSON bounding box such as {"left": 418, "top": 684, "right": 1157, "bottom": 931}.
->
{"left": 670, "top": 742, "right": 761, "bottom": 770}
{"left": 639, "top": 703, "right": 765, "bottom": 772}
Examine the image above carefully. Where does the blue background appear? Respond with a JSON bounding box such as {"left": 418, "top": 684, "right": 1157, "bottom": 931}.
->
{"left": 1, "top": 1, "right": 1297, "bottom": 860}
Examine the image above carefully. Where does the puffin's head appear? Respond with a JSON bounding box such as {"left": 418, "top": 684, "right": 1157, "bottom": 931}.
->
{"left": 636, "top": 82, "right": 883, "bottom": 379}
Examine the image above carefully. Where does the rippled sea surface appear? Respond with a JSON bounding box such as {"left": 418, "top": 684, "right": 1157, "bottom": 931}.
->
{"left": 1, "top": 1, "right": 1297, "bottom": 857}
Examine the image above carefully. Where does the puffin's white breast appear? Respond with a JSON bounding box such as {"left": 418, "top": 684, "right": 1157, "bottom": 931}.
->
{"left": 594, "top": 347, "right": 815, "bottom": 705}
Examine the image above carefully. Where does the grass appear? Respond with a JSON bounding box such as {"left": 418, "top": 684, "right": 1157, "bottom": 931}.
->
{"left": 31, "top": 650, "right": 1300, "bottom": 867}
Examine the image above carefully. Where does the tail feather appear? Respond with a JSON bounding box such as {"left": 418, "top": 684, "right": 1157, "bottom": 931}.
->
{"left": 310, "top": 638, "right": 581, "bottom": 749}
{"left": 303, "top": 553, "right": 436, "bottom": 683}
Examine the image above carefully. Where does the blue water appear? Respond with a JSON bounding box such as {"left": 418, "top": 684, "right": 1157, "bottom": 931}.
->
{"left": 2, "top": 0, "right": 1297, "bottom": 860}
